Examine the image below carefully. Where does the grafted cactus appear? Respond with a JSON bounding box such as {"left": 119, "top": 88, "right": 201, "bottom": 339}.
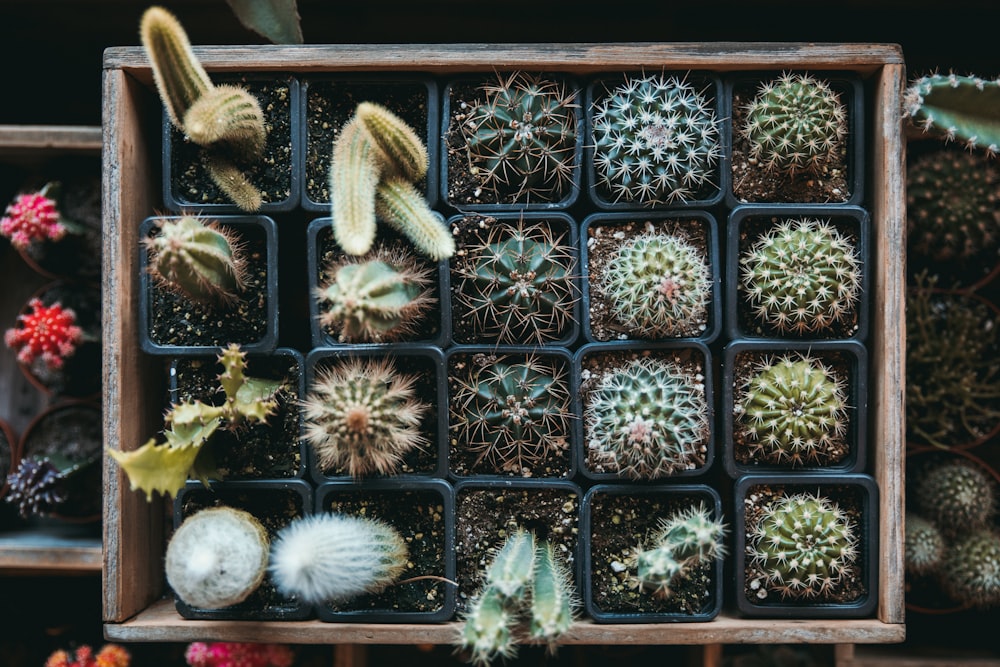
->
{"left": 144, "top": 216, "right": 246, "bottom": 304}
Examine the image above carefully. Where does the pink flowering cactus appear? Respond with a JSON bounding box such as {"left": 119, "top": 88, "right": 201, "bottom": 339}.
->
{"left": 185, "top": 642, "right": 295, "bottom": 667}
{"left": 4, "top": 298, "right": 83, "bottom": 370}
{"left": 0, "top": 190, "right": 66, "bottom": 249}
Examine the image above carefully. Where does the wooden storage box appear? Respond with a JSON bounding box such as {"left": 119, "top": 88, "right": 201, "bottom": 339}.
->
{"left": 101, "top": 43, "right": 906, "bottom": 645}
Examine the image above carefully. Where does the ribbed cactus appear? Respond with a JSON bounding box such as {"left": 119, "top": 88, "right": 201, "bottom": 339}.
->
{"left": 302, "top": 356, "right": 430, "bottom": 478}
{"left": 330, "top": 116, "right": 384, "bottom": 255}
{"left": 596, "top": 231, "right": 712, "bottom": 339}
{"left": 938, "top": 528, "right": 1000, "bottom": 608}
{"left": 144, "top": 216, "right": 246, "bottom": 304}
{"left": 742, "top": 72, "right": 847, "bottom": 176}
{"left": 528, "top": 540, "right": 576, "bottom": 645}
{"left": 904, "top": 72, "right": 1000, "bottom": 155}
{"left": 585, "top": 356, "right": 709, "bottom": 480}
{"left": 140, "top": 6, "right": 213, "bottom": 130}
{"left": 632, "top": 503, "right": 726, "bottom": 599}
{"left": 269, "top": 512, "right": 408, "bottom": 605}
{"left": 592, "top": 73, "right": 720, "bottom": 205}
{"left": 911, "top": 457, "right": 997, "bottom": 539}
{"left": 184, "top": 85, "right": 267, "bottom": 158}
{"left": 450, "top": 355, "right": 572, "bottom": 475}
{"left": 736, "top": 354, "right": 849, "bottom": 467}
{"left": 316, "top": 245, "right": 435, "bottom": 343}
{"left": 374, "top": 176, "right": 456, "bottom": 261}
{"left": 356, "top": 101, "right": 428, "bottom": 183}
{"left": 747, "top": 492, "right": 859, "bottom": 600}
{"left": 740, "top": 217, "right": 861, "bottom": 336}
{"left": 461, "top": 71, "right": 578, "bottom": 203}
{"left": 452, "top": 218, "right": 578, "bottom": 344}
{"left": 459, "top": 586, "right": 516, "bottom": 666}
{"left": 904, "top": 513, "right": 945, "bottom": 576}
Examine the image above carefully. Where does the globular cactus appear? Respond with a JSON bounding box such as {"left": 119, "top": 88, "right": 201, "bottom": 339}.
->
{"left": 747, "top": 492, "right": 859, "bottom": 600}
{"left": 461, "top": 71, "right": 578, "bottom": 203}
{"left": 452, "top": 218, "right": 578, "bottom": 344}
{"left": 596, "top": 231, "right": 711, "bottom": 339}
{"left": 316, "top": 245, "right": 436, "bottom": 343}
{"left": 0, "top": 185, "right": 68, "bottom": 250}
{"left": 585, "top": 356, "right": 709, "bottom": 480}
{"left": 742, "top": 72, "right": 847, "bottom": 176}
{"left": 910, "top": 457, "right": 997, "bottom": 539}
{"left": 736, "top": 354, "right": 849, "bottom": 467}
{"left": 632, "top": 503, "right": 727, "bottom": 599}
{"left": 592, "top": 73, "right": 720, "bottom": 205}
{"left": 144, "top": 216, "right": 247, "bottom": 304}
{"left": 164, "top": 506, "right": 270, "bottom": 610}
{"left": 450, "top": 355, "right": 572, "bottom": 475}
{"left": 302, "top": 356, "right": 430, "bottom": 478}
{"left": 5, "top": 458, "right": 69, "bottom": 518}
{"left": 4, "top": 298, "right": 83, "bottom": 371}
{"left": 269, "top": 511, "right": 408, "bottom": 605}
{"left": 904, "top": 513, "right": 945, "bottom": 577}
{"left": 740, "top": 217, "right": 861, "bottom": 336}
{"left": 904, "top": 72, "right": 1000, "bottom": 155}
{"left": 938, "top": 527, "right": 1000, "bottom": 609}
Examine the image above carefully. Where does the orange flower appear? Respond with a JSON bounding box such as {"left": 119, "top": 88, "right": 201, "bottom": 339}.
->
{"left": 44, "top": 650, "right": 72, "bottom": 667}
{"left": 96, "top": 644, "right": 131, "bottom": 667}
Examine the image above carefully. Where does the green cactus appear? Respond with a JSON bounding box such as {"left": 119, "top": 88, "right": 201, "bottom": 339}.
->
{"left": 452, "top": 218, "right": 578, "bottom": 344}
{"left": 911, "top": 457, "right": 997, "bottom": 539}
{"left": 747, "top": 492, "right": 860, "bottom": 601}
{"left": 450, "top": 354, "right": 572, "bottom": 476}
{"left": 585, "top": 356, "right": 709, "bottom": 480}
{"left": 938, "top": 527, "right": 1000, "bottom": 609}
{"left": 459, "top": 585, "right": 516, "bottom": 666}
{"left": 742, "top": 72, "right": 848, "bottom": 177}
{"left": 904, "top": 513, "right": 945, "bottom": 577}
{"left": 740, "top": 217, "right": 862, "bottom": 336}
{"left": 632, "top": 503, "right": 727, "bottom": 599}
{"left": 592, "top": 72, "right": 720, "bottom": 205}
{"left": 316, "top": 244, "right": 436, "bottom": 343}
{"left": 356, "top": 101, "right": 429, "bottom": 183}
{"left": 736, "top": 354, "right": 850, "bottom": 467}
{"left": 528, "top": 539, "right": 576, "bottom": 647}
{"left": 302, "top": 356, "right": 430, "bottom": 478}
{"left": 904, "top": 72, "right": 1000, "bottom": 155}
{"left": 144, "top": 216, "right": 247, "bottom": 304}
{"left": 596, "top": 231, "right": 712, "bottom": 339}
{"left": 461, "top": 71, "right": 578, "bottom": 203}
{"left": 140, "top": 5, "right": 213, "bottom": 130}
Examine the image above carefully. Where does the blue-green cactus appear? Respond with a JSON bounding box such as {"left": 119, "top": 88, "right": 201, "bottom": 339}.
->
{"left": 633, "top": 503, "right": 727, "bottom": 599}
{"left": 904, "top": 72, "right": 1000, "bottom": 155}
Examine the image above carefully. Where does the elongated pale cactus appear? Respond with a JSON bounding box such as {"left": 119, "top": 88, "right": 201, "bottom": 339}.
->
{"left": 529, "top": 540, "right": 576, "bottom": 646}
{"left": 269, "top": 512, "right": 408, "bottom": 605}
{"left": 904, "top": 513, "right": 945, "bottom": 576}
{"left": 375, "top": 176, "right": 456, "bottom": 261}
{"left": 485, "top": 528, "right": 536, "bottom": 598}
{"left": 633, "top": 503, "right": 726, "bottom": 599}
{"left": 330, "top": 116, "right": 384, "bottom": 255}
{"left": 140, "top": 5, "right": 212, "bottom": 129}
{"left": 356, "top": 101, "right": 428, "bottom": 182}
{"left": 144, "top": 216, "right": 246, "bottom": 304}
{"left": 904, "top": 72, "right": 1000, "bottom": 155}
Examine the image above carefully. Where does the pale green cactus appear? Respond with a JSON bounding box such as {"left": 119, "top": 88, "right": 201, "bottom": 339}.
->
{"left": 144, "top": 215, "right": 246, "bottom": 304}
{"left": 632, "top": 503, "right": 726, "bottom": 599}
{"left": 904, "top": 72, "right": 1000, "bottom": 155}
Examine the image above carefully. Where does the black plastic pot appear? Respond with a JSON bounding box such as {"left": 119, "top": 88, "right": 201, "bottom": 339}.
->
{"left": 726, "top": 204, "right": 870, "bottom": 342}
{"left": 301, "top": 74, "right": 439, "bottom": 213}
{"left": 574, "top": 340, "right": 714, "bottom": 483}
{"left": 161, "top": 73, "right": 301, "bottom": 213}
{"left": 138, "top": 215, "right": 279, "bottom": 355}
{"left": 733, "top": 472, "right": 878, "bottom": 618}
{"left": 172, "top": 478, "right": 314, "bottom": 621}
{"left": 581, "top": 483, "right": 724, "bottom": 623}
{"left": 723, "top": 71, "right": 865, "bottom": 209}
{"left": 304, "top": 344, "right": 448, "bottom": 482}
{"left": 721, "top": 339, "right": 868, "bottom": 478}
{"left": 581, "top": 211, "right": 722, "bottom": 345}
{"left": 313, "top": 477, "right": 456, "bottom": 623}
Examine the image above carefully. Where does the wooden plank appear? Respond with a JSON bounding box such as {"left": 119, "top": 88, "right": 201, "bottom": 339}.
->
{"left": 0, "top": 125, "right": 102, "bottom": 152}
{"left": 0, "top": 530, "right": 102, "bottom": 574}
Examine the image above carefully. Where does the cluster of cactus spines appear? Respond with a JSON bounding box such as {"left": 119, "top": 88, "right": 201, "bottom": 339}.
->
{"left": 356, "top": 101, "right": 428, "bottom": 183}
{"left": 1, "top": 185, "right": 68, "bottom": 250}
{"left": 736, "top": 354, "right": 849, "bottom": 467}
{"left": 592, "top": 73, "right": 720, "bottom": 205}
{"left": 747, "top": 492, "right": 859, "bottom": 600}
{"left": 331, "top": 117, "right": 385, "bottom": 256}
{"left": 164, "top": 506, "right": 270, "bottom": 610}
{"left": 316, "top": 245, "right": 435, "bottom": 343}
{"left": 904, "top": 72, "right": 1000, "bottom": 156}
{"left": 528, "top": 540, "right": 576, "bottom": 645}
{"left": 911, "top": 458, "right": 997, "bottom": 539}
{"left": 597, "top": 231, "right": 711, "bottom": 339}
{"left": 906, "top": 148, "right": 1000, "bottom": 264}
{"left": 632, "top": 503, "right": 727, "bottom": 599}
{"left": 585, "top": 356, "right": 708, "bottom": 480}
{"left": 742, "top": 72, "right": 848, "bottom": 176}
{"left": 450, "top": 355, "right": 572, "bottom": 474}
{"left": 183, "top": 85, "right": 267, "bottom": 158}
{"left": 904, "top": 512, "right": 945, "bottom": 576}
{"left": 4, "top": 298, "right": 84, "bottom": 371}
{"left": 740, "top": 217, "right": 862, "bottom": 335}
{"left": 452, "top": 219, "right": 578, "bottom": 344}
{"left": 938, "top": 527, "right": 1000, "bottom": 608}
{"left": 5, "top": 458, "right": 69, "bottom": 518}
{"left": 144, "top": 216, "right": 247, "bottom": 304}
{"left": 269, "top": 512, "right": 408, "bottom": 605}
{"left": 302, "top": 356, "right": 430, "bottom": 478}
{"left": 374, "top": 176, "right": 455, "bottom": 261}
{"left": 461, "top": 71, "right": 578, "bottom": 203}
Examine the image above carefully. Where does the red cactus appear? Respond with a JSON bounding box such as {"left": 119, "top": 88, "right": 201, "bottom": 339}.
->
{"left": 185, "top": 642, "right": 295, "bottom": 667}
{"left": 4, "top": 298, "right": 84, "bottom": 370}
{"left": 0, "top": 191, "right": 66, "bottom": 249}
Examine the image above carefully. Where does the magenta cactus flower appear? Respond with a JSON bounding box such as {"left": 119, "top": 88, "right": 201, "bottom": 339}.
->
{"left": 0, "top": 190, "right": 67, "bottom": 249}
{"left": 4, "top": 298, "right": 84, "bottom": 370}
{"left": 184, "top": 642, "right": 295, "bottom": 667}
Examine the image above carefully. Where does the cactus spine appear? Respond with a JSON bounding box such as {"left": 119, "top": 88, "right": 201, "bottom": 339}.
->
{"left": 938, "top": 528, "right": 1000, "bottom": 608}
{"left": 356, "top": 101, "right": 428, "bottom": 183}
{"left": 904, "top": 512, "right": 945, "bottom": 576}
{"left": 632, "top": 503, "right": 727, "bottom": 599}
{"left": 145, "top": 216, "right": 246, "bottom": 304}
{"left": 904, "top": 73, "right": 1000, "bottom": 155}
{"left": 911, "top": 457, "right": 997, "bottom": 538}
{"left": 140, "top": 6, "right": 212, "bottom": 129}
{"left": 375, "top": 176, "right": 456, "bottom": 261}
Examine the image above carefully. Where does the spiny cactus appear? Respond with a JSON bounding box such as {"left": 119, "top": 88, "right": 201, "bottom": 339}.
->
{"left": 4, "top": 298, "right": 84, "bottom": 371}
{"left": 938, "top": 527, "right": 1000, "bottom": 609}
{"left": 316, "top": 244, "right": 436, "bottom": 343}
{"left": 596, "top": 231, "right": 711, "bottom": 339}
{"left": 452, "top": 218, "right": 578, "bottom": 344}
{"left": 460, "top": 71, "right": 578, "bottom": 203}
{"left": 592, "top": 72, "right": 720, "bottom": 205}
{"left": 356, "top": 101, "right": 428, "bottom": 183}
{"left": 747, "top": 492, "right": 860, "bottom": 601}
{"left": 736, "top": 354, "right": 850, "bottom": 467}
{"left": 450, "top": 354, "right": 572, "bottom": 475}
{"left": 165, "top": 506, "right": 270, "bottom": 610}
{"left": 0, "top": 183, "right": 77, "bottom": 250}
{"left": 742, "top": 72, "right": 847, "bottom": 177}
{"left": 144, "top": 216, "right": 247, "bottom": 304}
{"left": 269, "top": 511, "right": 408, "bottom": 605}
{"left": 5, "top": 456, "right": 76, "bottom": 518}
{"left": 911, "top": 457, "right": 997, "bottom": 539}
{"left": 374, "top": 176, "right": 456, "bottom": 261}
{"left": 904, "top": 72, "right": 1000, "bottom": 155}
{"left": 330, "top": 116, "right": 384, "bottom": 256}
{"left": 585, "top": 356, "right": 709, "bottom": 480}
{"left": 302, "top": 356, "right": 430, "bottom": 478}
{"left": 632, "top": 503, "right": 727, "bottom": 599}
{"left": 528, "top": 539, "right": 576, "bottom": 646}
{"left": 904, "top": 513, "right": 945, "bottom": 577}
{"left": 740, "top": 217, "right": 862, "bottom": 336}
